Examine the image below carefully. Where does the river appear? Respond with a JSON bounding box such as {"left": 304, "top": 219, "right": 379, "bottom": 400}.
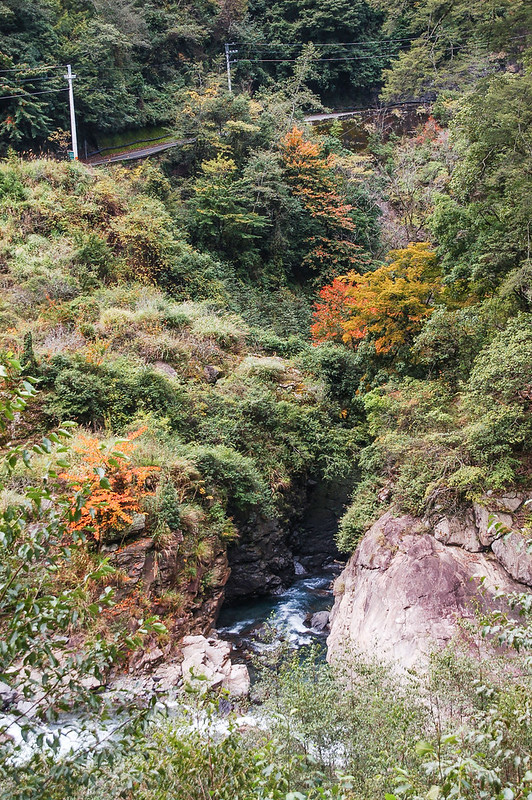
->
{"left": 216, "top": 566, "right": 340, "bottom": 662}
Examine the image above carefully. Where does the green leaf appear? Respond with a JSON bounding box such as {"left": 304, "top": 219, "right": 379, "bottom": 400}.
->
{"left": 415, "top": 741, "right": 434, "bottom": 757}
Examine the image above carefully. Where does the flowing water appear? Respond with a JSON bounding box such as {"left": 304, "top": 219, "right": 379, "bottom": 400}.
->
{"left": 216, "top": 567, "right": 340, "bottom": 656}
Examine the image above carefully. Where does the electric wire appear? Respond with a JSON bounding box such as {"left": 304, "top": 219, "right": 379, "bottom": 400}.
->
{"left": 0, "top": 75, "right": 63, "bottom": 86}
{"left": 0, "top": 64, "right": 66, "bottom": 74}
{"left": 0, "top": 87, "right": 69, "bottom": 101}
{"left": 228, "top": 32, "right": 529, "bottom": 50}
{"left": 229, "top": 39, "right": 493, "bottom": 64}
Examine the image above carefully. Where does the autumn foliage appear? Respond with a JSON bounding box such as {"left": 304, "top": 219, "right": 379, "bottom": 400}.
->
{"left": 280, "top": 126, "right": 366, "bottom": 274}
{"left": 312, "top": 243, "right": 441, "bottom": 353}
{"left": 63, "top": 428, "right": 159, "bottom": 544}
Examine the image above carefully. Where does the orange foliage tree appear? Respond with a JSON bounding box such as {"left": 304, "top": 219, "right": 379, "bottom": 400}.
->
{"left": 63, "top": 428, "right": 159, "bottom": 545}
{"left": 280, "top": 126, "right": 367, "bottom": 274}
{"left": 311, "top": 242, "right": 441, "bottom": 354}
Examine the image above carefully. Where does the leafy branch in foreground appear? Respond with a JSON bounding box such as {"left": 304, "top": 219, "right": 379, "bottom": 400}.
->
{"left": 0, "top": 352, "right": 164, "bottom": 800}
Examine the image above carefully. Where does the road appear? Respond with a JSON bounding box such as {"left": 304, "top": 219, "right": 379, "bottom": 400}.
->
{"left": 304, "top": 110, "right": 367, "bottom": 122}
{"left": 85, "top": 102, "right": 429, "bottom": 166}
{"left": 86, "top": 137, "right": 196, "bottom": 166}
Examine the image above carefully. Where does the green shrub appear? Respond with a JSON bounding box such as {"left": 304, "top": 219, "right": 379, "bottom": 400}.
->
{"left": 186, "top": 444, "right": 269, "bottom": 514}
{"left": 46, "top": 366, "right": 108, "bottom": 426}
{"left": 73, "top": 232, "right": 115, "bottom": 290}
{"left": 237, "top": 355, "right": 286, "bottom": 382}
{"left": 191, "top": 314, "right": 248, "bottom": 350}
{"left": 163, "top": 309, "right": 192, "bottom": 330}
{"left": 466, "top": 313, "right": 532, "bottom": 405}
{"left": 0, "top": 168, "right": 27, "bottom": 201}
{"left": 412, "top": 305, "right": 489, "bottom": 385}
{"left": 299, "top": 342, "right": 363, "bottom": 407}
{"left": 336, "top": 477, "right": 382, "bottom": 552}
{"left": 45, "top": 356, "right": 190, "bottom": 432}
{"left": 247, "top": 329, "right": 308, "bottom": 357}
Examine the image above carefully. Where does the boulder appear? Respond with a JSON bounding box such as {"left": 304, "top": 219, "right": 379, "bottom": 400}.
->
{"left": 151, "top": 662, "right": 182, "bottom": 692}
{"left": 327, "top": 511, "right": 526, "bottom": 670}
{"left": 204, "top": 365, "right": 224, "bottom": 384}
{"left": 222, "top": 664, "right": 250, "bottom": 698}
{"left": 492, "top": 493, "right": 526, "bottom": 514}
{"left": 181, "top": 635, "right": 250, "bottom": 697}
{"left": 310, "top": 610, "right": 330, "bottom": 632}
{"left": 154, "top": 361, "right": 178, "bottom": 379}
{"left": 491, "top": 532, "right": 532, "bottom": 587}
{"left": 103, "top": 512, "right": 147, "bottom": 545}
{"left": 131, "top": 646, "right": 164, "bottom": 673}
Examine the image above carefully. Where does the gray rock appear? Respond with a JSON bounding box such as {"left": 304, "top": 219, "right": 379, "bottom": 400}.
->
{"left": 222, "top": 664, "right": 250, "bottom": 698}
{"left": 132, "top": 646, "right": 164, "bottom": 672}
{"left": 492, "top": 494, "right": 525, "bottom": 514}
{"left": 473, "top": 503, "right": 513, "bottom": 546}
{"left": 80, "top": 675, "right": 102, "bottom": 690}
{"left": 327, "top": 511, "right": 527, "bottom": 670}
{"left": 181, "top": 635, "right": 250, "bottom": 697}
{"left": 433, "top": 510, "right": 482, "bottom": 552}
{"left": 154, "top": 361, "right": 178, "bottom": 379}
{"left": 103, "top": 512, "right": 147, "bottom": 544}
{"left": 491, "top": 532, "right": 532, "bottom": 587}
{"left": 151, "top": 662, "right": 182, "bottom": 691}
{"left": 204, "top": 365, "right": 224, "bottom": 384}
{"left": 310, "top": 611, "right": 330, "bottom": 632}
{"left": 113, "top": 537, "right": 155, "bottom": 585}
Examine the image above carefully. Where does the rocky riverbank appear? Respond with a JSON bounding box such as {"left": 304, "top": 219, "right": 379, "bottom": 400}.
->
{"left": 328, "top": 494, "right": 532, "bottom": 669}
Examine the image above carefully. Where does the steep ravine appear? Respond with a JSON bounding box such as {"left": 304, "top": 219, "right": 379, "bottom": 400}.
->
{"left": 223, "top": 478, "right": 350, "bottom": 601}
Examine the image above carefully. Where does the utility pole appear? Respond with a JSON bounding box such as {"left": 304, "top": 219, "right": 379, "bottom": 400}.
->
{"left": 224, "top": 43, "right": 233, "bottom": 94}
{"left": 64, "top": 64, "right": 78, "bottom": 160}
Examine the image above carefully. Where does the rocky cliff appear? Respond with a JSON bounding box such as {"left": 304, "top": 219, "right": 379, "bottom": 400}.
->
{"left": 327, "top": 495, "right": 532, "bottom": 669}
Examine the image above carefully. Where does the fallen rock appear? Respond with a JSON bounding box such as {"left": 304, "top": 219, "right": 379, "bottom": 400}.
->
{"left": 204, "top": 365, "right": 224, "bottom": 384}
{"left": 181, "top": 635, "right": 250, "bottom": 697}
{"left": 151, "top": 662, "right": 182, "bottom": 692}
{"left": 131, "top": 646, "right": 164, "bottom": 673}
{"left": 80, "top": 675, "right": 103, "bottom": 691}
{"left": 327, "top": 511, "right": 526, "bottom": 670}
{"left": 492, "top": 493, "right": 526, "bottom": 514}
{"left": 154, "top": 361, "right": 178, "bottom": 379}
{"left": 222, "top": 664, "right": 250, "bottom": 698}
{"left": 491, "top": 532, "right": 532, "bottom": 587}
{"left": 310, "top": 610, "right": 330, "bottom": 632}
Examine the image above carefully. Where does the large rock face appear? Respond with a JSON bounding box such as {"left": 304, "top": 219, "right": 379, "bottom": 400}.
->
{"left": 225, "top": 514, "right": 295, "bottom": 599}
{"left": 327, "top": 511, "right": 528, "bottom": 670}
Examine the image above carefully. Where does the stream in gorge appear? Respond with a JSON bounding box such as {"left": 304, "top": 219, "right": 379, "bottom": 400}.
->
{"left": 216, "top": 567, "right": 340, "bottom": 657}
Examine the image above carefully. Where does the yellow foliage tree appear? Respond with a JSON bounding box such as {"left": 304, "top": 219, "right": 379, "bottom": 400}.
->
{"left": 312, "top": 242, "right": 441, "bottom": 354}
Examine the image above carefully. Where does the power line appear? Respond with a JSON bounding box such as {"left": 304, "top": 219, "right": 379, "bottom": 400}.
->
{"left": 229, "top": 32, "right": 529, "bottom": 50}
{"left": 0, "top": 87, "right": 69, "bottom": 101}
{"left": 0, "top": 75, "right": 63, "bottom": 86}
{"left": 0, "top": 64, "right": 66, "bottom": 75}
{"left": 229, "top": 36, "right": 417, "bottom": 48}
{"left": 230, "top": 39, "right": 491, "bottom": 65}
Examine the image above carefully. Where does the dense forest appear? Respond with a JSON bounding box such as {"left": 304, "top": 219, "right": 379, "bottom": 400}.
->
{"left": 0, "top": 0, "right": 531, "bottom": 798}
